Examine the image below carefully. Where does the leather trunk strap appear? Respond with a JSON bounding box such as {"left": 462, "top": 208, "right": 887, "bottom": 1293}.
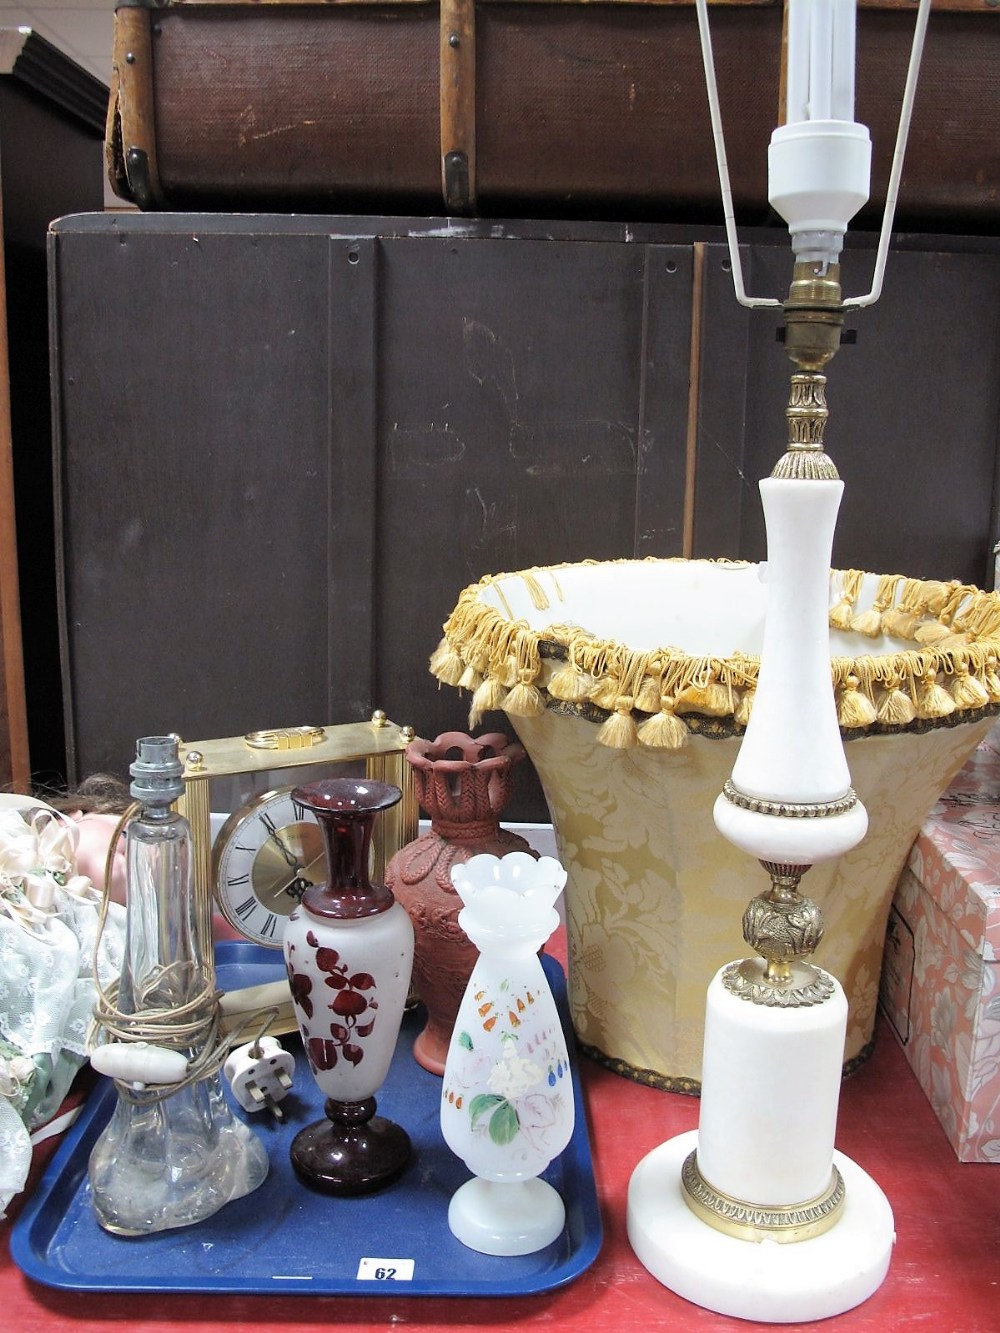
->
{"left": 440, "top": 0, "right": 477, "bottom": 213}
{"left": 108, "top": 6, "right": 164, "bottom": 208}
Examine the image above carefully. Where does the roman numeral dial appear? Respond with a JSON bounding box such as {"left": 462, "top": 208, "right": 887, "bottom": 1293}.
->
{"left": 213, "top": 788, "right": 325, "bottom": 949}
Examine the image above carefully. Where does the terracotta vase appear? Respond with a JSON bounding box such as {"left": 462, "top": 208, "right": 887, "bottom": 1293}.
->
{"left": 283, "top": 777, "right": 414, "bottom": 1195}
{"left": 386, "top": 731, "right": 535, "bottom": 1075}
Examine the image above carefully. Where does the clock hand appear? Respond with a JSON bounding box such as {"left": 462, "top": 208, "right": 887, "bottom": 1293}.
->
{"left": 269, "top": 829, "right": 301, "bottom": 869}
{"left": 257, "top": 870, "right": 308, "bottom": 910}
{"left": 285, "top": 857, "right": 327, "bottom": 900}
{"left": 258, "top": 812, "right": 301, "bottom": 869}
{"left": 301, "top": 851, "right": 326, "bottom": 883}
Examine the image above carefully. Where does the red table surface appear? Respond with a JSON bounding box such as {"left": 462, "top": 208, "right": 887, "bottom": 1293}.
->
{"left": 3, "top": 950, "right": 998, "bottom": 1333}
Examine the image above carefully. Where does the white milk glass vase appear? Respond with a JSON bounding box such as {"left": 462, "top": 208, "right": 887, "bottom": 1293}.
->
{"left": 441, "top": 851, "right": 573, "bottom": 1255}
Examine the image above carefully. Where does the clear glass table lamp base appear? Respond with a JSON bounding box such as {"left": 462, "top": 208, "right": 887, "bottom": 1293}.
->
{"left": 89, "top": 1096, "right": 269, "bottom": 1237}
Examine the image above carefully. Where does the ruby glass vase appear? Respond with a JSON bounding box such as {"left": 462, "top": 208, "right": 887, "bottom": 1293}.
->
{"left": 282, "top": 778, "right": 414, "bottom": 1195}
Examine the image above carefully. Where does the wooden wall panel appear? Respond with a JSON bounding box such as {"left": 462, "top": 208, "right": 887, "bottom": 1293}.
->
{"left": 0, "top": 196, "right": 27, "bottom": 791}
{"left": 369, "top": 234, "right": 692, "bottom": 759}
{"left": 1, "top": 32, "right": 106, "bottom": 789}
{"left": 50, "top": 215, "right": 1000, "bottom": 820}
{"left": 52, "top": 225, "right": 334, "bottom": 777}
{"left": 50, "top": 216, "right": 693, "bottom": 817}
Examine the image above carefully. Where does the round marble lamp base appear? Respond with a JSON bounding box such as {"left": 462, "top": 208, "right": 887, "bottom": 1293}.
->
{"left": 627, "top": 1131, "right": 894, "bottom": 1324}
{"left": 448, "top": 1177, "right": 566, "bottom": 1256}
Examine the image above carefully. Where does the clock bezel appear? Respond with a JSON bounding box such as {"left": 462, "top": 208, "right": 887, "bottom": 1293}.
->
{"left": 212, "top": 786, "right": 329, "bottom": 948}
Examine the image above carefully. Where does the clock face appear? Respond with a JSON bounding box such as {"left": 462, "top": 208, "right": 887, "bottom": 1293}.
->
{"left": 213, "top": 788, "right": 326, "bottom": 948}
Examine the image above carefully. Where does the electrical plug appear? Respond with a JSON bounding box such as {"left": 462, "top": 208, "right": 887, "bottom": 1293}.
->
{"left": 224, "top": 1035, "right": 295, "bottom": 1121}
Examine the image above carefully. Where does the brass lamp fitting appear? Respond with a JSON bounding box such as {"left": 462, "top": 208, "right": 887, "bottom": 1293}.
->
{"left": 782, "top": 261, "right": 845, "bottom": 372}
{"left": 721, "top": 861, "right": 836, "bottom": 1007}
{"left": 773, "top": 262, "right": 845, "bottom": 482}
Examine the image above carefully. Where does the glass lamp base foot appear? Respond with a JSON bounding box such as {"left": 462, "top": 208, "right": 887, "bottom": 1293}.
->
{"left": 90, "top": 1115, "right": 269, "bottom": 1236}
{"left": 290, "top": 1112, "right": 411, "bottom": 1196}
{"left": 448, "top": 1176, "right": 566, "bottom": 1256}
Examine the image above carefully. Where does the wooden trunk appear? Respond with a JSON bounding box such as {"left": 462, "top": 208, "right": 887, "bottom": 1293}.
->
{"left": 107, "top": 0, "right": 1000, "bottom": 230}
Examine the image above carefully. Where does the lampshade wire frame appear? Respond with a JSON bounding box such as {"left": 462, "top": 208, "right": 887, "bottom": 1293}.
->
{"left": 693, "top": 0, "right": 780, "bottom": 310}
{"left": 841, "top": 0, "right": 929, "bottom": 310}
{"left": 693, "top": 0, "right": 931, "bottom": 311}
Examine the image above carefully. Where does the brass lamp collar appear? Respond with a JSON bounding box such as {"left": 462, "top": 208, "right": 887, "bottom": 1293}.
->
{"left": 773, "top": 262, "right": 845, "bottom": 481}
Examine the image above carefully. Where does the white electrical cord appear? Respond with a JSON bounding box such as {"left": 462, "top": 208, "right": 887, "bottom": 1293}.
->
{"left": 693, "top": 0, "right": 932, "bottom": 309}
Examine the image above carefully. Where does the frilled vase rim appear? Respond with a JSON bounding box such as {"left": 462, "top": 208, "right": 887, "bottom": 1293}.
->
{"left": 450, "top": 851, "right": 566, "bottom": 935}
{"left": 407, "top": 731, "right": 525, "bottom": 773}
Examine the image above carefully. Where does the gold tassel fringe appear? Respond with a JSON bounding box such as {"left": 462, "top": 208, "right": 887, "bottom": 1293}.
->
{"left": 949, "top": 664, "right": 990, "bottom": 710}
{"left": 469, "top": 675, "right": 508, "bottom": 728}
{"left": 429, "top": 637, "right": 466, "bottom": 687}
{"left": 915, "top": 668, "right": 956, "bottom": 720}
{"left": 829, "top": 570, "right": 864, "bottom": 630}
{"left": 547, "top": 662, "right": 593, "bottom": 702}
{"left": 431, "top": 561, "right": 1000, "bottom": 744}
{"left": 597, "top": 698, "right": 639, "bottom": 749}
{"left": 837, "top": 675, "right": 877, "bottom": 728}
{"left": 637, "top": 698, "right": 689, "bottom": 750}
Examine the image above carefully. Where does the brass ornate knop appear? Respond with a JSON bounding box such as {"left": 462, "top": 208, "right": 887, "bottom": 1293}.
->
{"left": 722, "top": 861, "right": 835, "bottom": 1007}
{"left": 786, "top": 373, "right": 829, "bottom": 449}
{"left": 772, "top": 372, "right": 841, "bottom": 481}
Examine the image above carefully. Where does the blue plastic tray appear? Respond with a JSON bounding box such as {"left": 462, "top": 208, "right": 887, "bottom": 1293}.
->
{"left": 10, "top": 943, "right": 602, "bottom": 1296}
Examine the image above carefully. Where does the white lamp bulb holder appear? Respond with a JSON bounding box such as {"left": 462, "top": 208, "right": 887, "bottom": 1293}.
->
{"left": 768, "top": 119, "right": 871, "bottom": 267}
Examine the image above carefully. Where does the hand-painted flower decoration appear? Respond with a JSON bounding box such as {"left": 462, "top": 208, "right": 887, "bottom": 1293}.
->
{"left": 291, "top": 932, "right": 380, "bottom": 1073}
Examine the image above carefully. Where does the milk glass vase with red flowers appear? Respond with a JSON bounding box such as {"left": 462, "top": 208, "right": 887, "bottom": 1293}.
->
{"left": 282, "top": 778, "right": 414, "bottom": 1195}
{"left": 441, "top": 852, "right": 573, "bottom": 1255}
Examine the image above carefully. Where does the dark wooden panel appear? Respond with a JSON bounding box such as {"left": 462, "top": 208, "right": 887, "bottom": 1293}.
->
{"left": 475, "top": 4, "right": 778, "bottom": 219}
{"left": 376, "top": 235, "right": 651, "bottom": 573}
{"left": 636, "top": 245, "right": 696, "bottom": 556}
{"left": 327, "top": 235, "right": 379, "bottom": 720}
{"left": 150, "top": 7, "right": 442, "bottom": 208}
{"left": 1, "top": 32, "right": 106, "bottom": 788}
{"left": 51, "top": 216, "right": 694, "bottom": 818}
{"left": 52, "top": 214, "right": 1000, "bottom": 818}
{"left": 855, "top": 9, "right": 1000, "bottom": 233}
{"left": 0, "top": 201, "right": 21, "bottom": 793}
{"left": 112, "top": 5, "right": 1000, "bottom": 231}
{"left": 368, "top": 234, "right": 691, "bottom": 779}
{"left": 689, "top": 244, "right": 757, "bottom": 560}
{"left": 51, "top": 226, "right": 334, "bottom": 781}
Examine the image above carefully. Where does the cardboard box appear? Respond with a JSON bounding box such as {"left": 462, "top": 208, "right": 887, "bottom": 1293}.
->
{"left": 880, "top": 736, "right": 1000, "bottom": 1162}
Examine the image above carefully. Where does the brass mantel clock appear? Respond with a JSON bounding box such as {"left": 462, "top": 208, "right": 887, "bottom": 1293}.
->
{"left": 176, "top": 713, "right": 417, "bottom": 953}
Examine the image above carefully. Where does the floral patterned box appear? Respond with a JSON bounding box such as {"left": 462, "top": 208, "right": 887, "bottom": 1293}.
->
{"left": 880, "top": 739, "right": 1000, "bottom": 1162}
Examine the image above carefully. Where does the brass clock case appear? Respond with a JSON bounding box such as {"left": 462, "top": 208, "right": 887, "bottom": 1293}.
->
{"left": 176, "top": 714, "right": 417, "bottom": 959}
